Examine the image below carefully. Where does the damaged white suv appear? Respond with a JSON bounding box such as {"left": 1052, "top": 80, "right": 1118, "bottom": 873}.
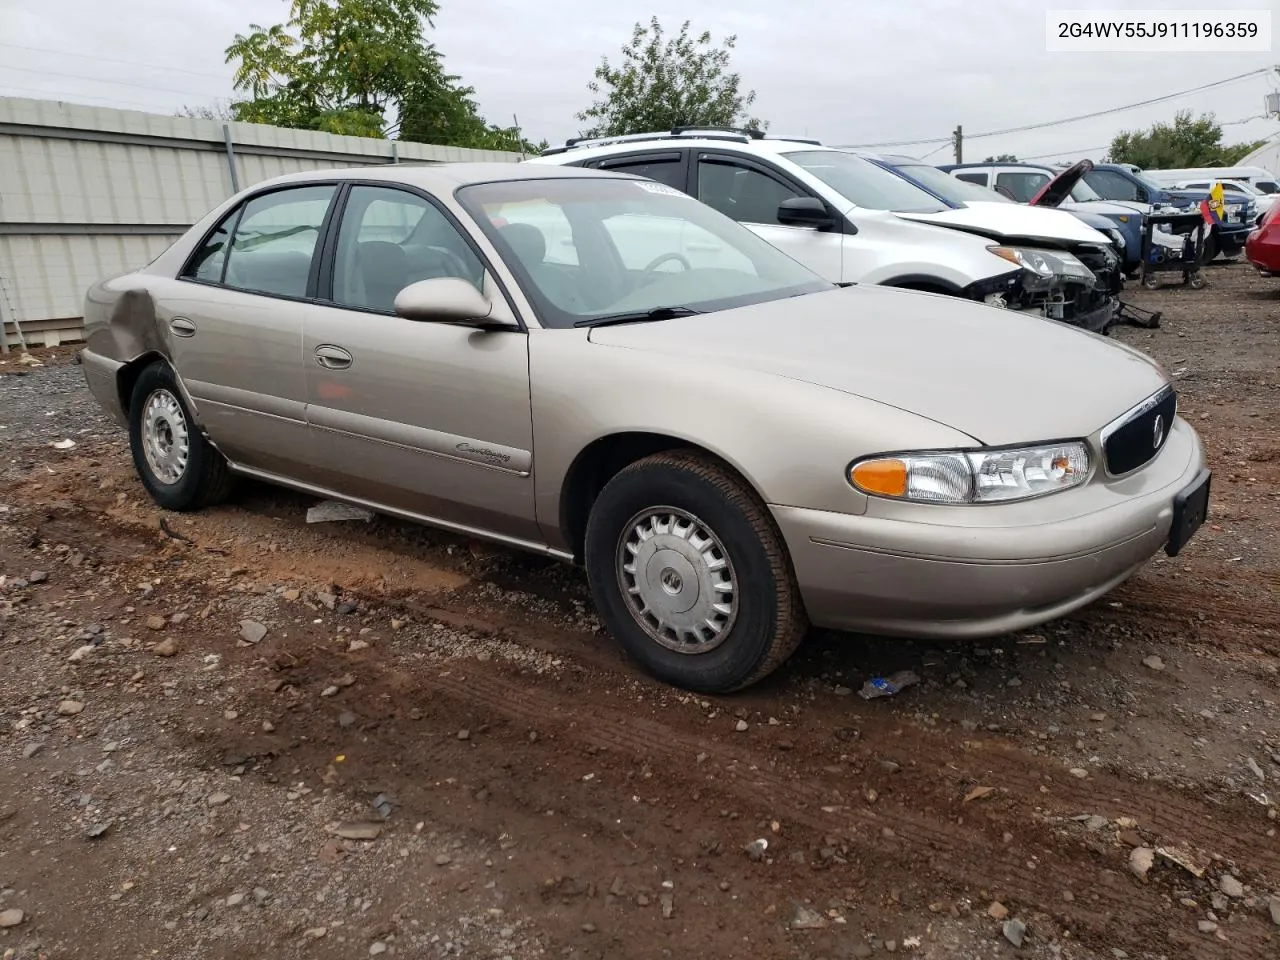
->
{"left": 528, "top": 128, "right": 1121, "bottom": 332}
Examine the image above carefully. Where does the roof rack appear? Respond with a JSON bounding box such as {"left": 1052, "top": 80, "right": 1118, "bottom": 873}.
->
{"left": 539, "top": 126, "right": 820, "bottom": 157}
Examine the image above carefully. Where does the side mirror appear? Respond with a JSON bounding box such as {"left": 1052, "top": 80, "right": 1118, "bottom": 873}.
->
{"left": 393, "top": 277, "right": 515, "bottom": 329}
{"left": 776, "top": 196, "right": 838, "bottom": 230}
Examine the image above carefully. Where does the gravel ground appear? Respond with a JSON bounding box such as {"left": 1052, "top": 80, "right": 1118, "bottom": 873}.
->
{"left": 2, "top": 263, "right": 1280, "bottom": 960}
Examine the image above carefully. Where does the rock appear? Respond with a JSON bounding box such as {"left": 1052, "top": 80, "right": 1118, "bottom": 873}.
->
{"left": 57, "top": 700, "right": 85, "bottom": 716}
{"left": 660, "top": 892, "right": 674, "bottom": 919}
{"left": 152, "top": 638, "right": 178, "bottom": 657}
{"left": 790, "top": 904, "right": 826, "bottom": 929}
{"left": 316, "top": 592, "right": 338, "bottom": 611}
{"left": 320, "top": 686, "right": 338, "bottom": 698}
{"left": 1246, "top": 757, "right": 1266, "bottom": 782}
{"left": 964, "top": 785, "right": 995, "bottom": 803}
{"left": 303, "top": 926, "right": 327, "bottom": 940}
{"left": 434, "top": 854, "right": 452, "bottom": 866}
{"left": 170, "top": 612, "right": 189, "bottom": 625}
{"left": 391, "top": 618, "right": 406, "bottom": 630}
{"left": 333, "top": 821, "right": 383, "bottom": 841}
{"left": 239, "top": 620, "right": 267, "bottom": 644}
{"left": 744, "top": 838, "right": 769, "bottom": 861}
{"left": 457, "top": 729, "right": 470, "bottom": 741}
{"left": 987, "top": 901, "right": 1009, "bottom": 920}
{"left": 1268, "top": 896, "right": 1280, "bottom": 926}
{"left": 145, "top": 615, "right": 166, "bottom": 631}
{"left": 1129, "top": 847, "right": 1155, "bottom": 882}
{"left": 85, "top": 823, "right": 110, "bottom": 839}
{"left": 226, "top": 893, "right": 246, "bottom": 907}
{"left": 22, "top": 743, "right": 42, "bottom": 759}
{"left": 369, "top": 944, "right": 388, "bottom": 956}
{"left": 282, "top": 589, "right": 301, "bottom": 602}
{"left": 253, "top": 887, "right": 271, "bottom": 904}
{"left": 29, "top": 570, "right": 49, "bottom": 584}
{"left": 1085, "top": 815, "right": 1109, "bottom": 832}
{"left": 1068, "top": 767, "right": 1089, "bottom": 779}
{"left": 262, "top": 720, "right": 275, "bottom": 732}
{"left": 337, "top": 601, "right": 358, "bottom": 615}
{"left": 1197, "top": 920, "right": 1218, "bottom": 933}
{"left": 1219, "top": 874, "right": 1244, "bottom": 898}
{"left": 338, "top": 711, "right": 356, "bottom": 729}
{"left": 348, "top": 639, "right": 369, "bottom": 653}
{"left": 581, "top": 922, "right": 596, "bottom": 933}
{"left": 68, "top": 644, "right": 96, "bottom": 663}
{"left": 0, "top": 909, "right": 24, "bottom": 928}
{"left": 1002, "top": 918, "right": 1027, "bottom": 947}
{"left": 1118, "top": 830, "right": 1144, "bottom": 848}
{"left": 1142, "top": 655, "right": 1165, "bottom": 671}
{"left": 206, "top": 792, "right": 231, "bottom": 807}
{"left": 735, "top": 719, "right": 749, "bottom": 732}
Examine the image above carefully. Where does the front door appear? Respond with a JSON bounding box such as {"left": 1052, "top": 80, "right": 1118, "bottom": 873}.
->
{"left": 167, "top": 183, "right": 337, "bottom": 476}
{"left": 691, "top": 153, "right": 845, "bottom": 282}
{"left": 302, "top": 184, "right": 540, "bottom": 545}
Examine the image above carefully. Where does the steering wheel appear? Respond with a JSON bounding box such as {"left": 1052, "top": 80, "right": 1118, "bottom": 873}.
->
{"left": 428, "top": 245, "right": 477, "bottom": 281}
{"left": 641, "top": 252, "right": 692, "bottom": 275}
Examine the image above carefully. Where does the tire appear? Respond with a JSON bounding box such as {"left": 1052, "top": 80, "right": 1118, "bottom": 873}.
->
{"left": 584, "top": 450, "right": 808, "bottom": 693}
{"left": 127, "top": 361, "right": 233, "bottom": 511}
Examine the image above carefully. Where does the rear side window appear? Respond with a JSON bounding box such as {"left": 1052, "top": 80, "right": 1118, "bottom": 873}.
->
{"left": 222, "top": 185, "right": 337, "bottom": 298}
{"left": 954, "top": 172, "right": 988, "bottom": 186}
{"left": 182, "top": 210, "right": 237, "bottom": 283}
{"left": 994, "top": 171, "right": 1050, "bottom": 203}
{"left": 598, "top": 155, "right": 686, "bottom": 191}
{"left": 1256, "top": 180, "right": 1278, "bottom": 194}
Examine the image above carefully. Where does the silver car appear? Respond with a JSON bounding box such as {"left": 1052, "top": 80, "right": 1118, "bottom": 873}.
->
{"left": 80, "top": 163, "right": 1211, "bottom": 693}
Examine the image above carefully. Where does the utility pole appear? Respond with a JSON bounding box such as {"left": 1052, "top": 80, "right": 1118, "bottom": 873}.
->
{"left": 953, "top": 124, "right": 963, "bottom": 164}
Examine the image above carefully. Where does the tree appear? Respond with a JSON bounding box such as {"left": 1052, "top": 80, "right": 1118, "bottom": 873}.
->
{"left": 577, "top": 17, "right": 764, "bottom": 138}
{"left": 224, "top": 0, "right": 535, "bottom": 149}
{"left": 1108, "top": 110, "right": 1269, "bottom": 168}
{"left": 984, "top": 153, "right": 1018, "bottom": 162}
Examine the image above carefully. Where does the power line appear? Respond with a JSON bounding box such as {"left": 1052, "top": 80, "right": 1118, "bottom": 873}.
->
{"left": 844, "top": 67, "right": 1273, "bottom": 149}
{"left": 0, "top": 63, "right": 226, "bottom": 100}
{"left": 0, "top": 42, "right": 232, "bottom": 81}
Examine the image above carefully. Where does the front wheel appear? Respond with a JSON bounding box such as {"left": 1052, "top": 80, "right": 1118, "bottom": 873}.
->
{"left": 584, "top": 450, "right": 808, "bottom": 693}
{"left": 127, "top": 361, "right": 233, "bottom": 511}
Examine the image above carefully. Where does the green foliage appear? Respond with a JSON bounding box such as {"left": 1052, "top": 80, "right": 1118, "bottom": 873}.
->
{"left": 1108, "top": 110, "right": 1268, "bottom": 168}
{"left": 577, "top": 17, "right": 764, "bottom": 138}
{"left": 225, "top": 0, "right": 535, "bottom": 150}
{"left": 984, "top": 153, "right": 1018, "bottom": 162}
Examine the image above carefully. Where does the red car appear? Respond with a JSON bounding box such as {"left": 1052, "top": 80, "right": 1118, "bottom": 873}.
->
{"left": 1246, "top": 204, "right": 1280, "bottom": 277}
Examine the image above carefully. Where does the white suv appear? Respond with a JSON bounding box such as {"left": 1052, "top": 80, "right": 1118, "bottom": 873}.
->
{"left": 527, "top": 128, "right": 1121, "bottom": 331}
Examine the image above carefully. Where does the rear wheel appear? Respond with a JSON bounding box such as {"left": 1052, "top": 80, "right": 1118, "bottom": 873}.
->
{"left": 584, "top": 450, "right": 807, "bottom": 693}
{"left": 128, "top": 362, "right": 232, "bottom": 511}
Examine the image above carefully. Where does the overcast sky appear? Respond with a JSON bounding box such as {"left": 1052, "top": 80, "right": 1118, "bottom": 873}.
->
{"left": 1, "top": 0, "right": 1277, "bottom": 163}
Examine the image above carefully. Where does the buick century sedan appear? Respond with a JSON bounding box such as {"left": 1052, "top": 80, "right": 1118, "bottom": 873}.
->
{"left": 80, "top": 164, "right": 1211, "bottom": 692}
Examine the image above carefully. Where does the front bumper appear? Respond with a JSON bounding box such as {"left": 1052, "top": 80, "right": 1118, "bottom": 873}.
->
{"left": 772, "top": 417, "right": 1206, "bottom": 639}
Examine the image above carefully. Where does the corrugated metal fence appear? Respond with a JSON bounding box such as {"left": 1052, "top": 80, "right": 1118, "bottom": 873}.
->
{"left": 0, "top": 97, "right": 521, "bottom": 349}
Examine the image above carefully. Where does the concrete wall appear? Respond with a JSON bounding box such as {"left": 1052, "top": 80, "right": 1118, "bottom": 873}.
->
{"left": 0, "top": 97, "right": 521, "bottom": 348}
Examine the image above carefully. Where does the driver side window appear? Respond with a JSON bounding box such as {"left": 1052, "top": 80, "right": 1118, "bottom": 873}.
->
{"left": 331, "top": 186, "right": 484, "bottom": 314}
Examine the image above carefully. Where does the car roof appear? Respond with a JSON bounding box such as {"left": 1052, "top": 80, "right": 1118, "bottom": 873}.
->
{"left": 531, "top": 134, "right": 830, "bottom": 164}
{"left": 938, "top": 162, "right": 1054, "bottom": 171}
{"left": 245, "top": 161, "right": 631, "bottom": 193}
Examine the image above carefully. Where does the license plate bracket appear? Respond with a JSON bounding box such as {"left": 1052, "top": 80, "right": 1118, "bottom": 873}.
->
{"left": 1166, "top": 469, "right": 1211, "bottom": 557}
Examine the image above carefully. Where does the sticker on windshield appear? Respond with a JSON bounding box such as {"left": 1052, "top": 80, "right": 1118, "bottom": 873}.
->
{"left": 635, "top": 182, "right": 685, "bottom": 197}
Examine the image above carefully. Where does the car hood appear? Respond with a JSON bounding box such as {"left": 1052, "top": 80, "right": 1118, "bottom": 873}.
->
{"left": 894, "top": 203, "right": 1109, "bottom": 247}
{"left": 1030, "top": 159, "right": 1092, "bottom": 208}
{"left": 587, "top": 286, "right": 1166, "bottom": 446}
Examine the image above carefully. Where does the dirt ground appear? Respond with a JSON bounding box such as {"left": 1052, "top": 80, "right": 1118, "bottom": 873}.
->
{"left": 2, "top": 262, "right": 1279, "bottom": 960}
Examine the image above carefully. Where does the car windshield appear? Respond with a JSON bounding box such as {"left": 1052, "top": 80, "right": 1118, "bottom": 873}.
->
{"left": 1133, "top": 172, "right": 1167, "bottom": 194}
{"left": 456, "top": 177, "right": 832, "bottom": 329}
{"left": 891, "top": 162, "right": 1012, "bottom": 204}
{"left": 782, "top": 150, "right": 948, "bottom": 213}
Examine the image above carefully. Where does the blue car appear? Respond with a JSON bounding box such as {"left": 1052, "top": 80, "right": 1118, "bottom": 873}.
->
{"left": 933, "top": 161, "right": 1144, "bottom": 273}
{"left": 1080, "top": 163, "right": 1254, "bottom": 260}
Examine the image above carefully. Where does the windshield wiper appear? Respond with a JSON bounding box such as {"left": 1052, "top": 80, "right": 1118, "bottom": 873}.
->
{"left": 574, "top": 306, "right": 702, "bottom": 328}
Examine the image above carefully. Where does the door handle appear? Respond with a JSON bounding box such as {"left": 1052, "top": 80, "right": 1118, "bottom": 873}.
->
{"left": 169, "top": 317, "right": 197, "bottom": 338}
{"left": 314, "top": 345, "right": 353, "bottom": 370}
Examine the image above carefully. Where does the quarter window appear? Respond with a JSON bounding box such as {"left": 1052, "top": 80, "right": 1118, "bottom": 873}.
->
{"left": 222, "top": 185, "right": 336, "bottom": 298}
{"left": 181, "top": 209, "right": 237, "bottom": 283}
{"left": 696, "top": 159, "right": 804, "bottom": 226}
{"left": 330, "top": 186, "right": 485, "bottom": 313}
{"left": 954, "top": 172, "right": 988, "bottom": 186}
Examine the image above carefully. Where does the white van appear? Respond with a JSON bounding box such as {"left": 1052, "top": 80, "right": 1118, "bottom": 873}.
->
{"left": 1147, "top": 167, "right": 1279, "bottom": 194}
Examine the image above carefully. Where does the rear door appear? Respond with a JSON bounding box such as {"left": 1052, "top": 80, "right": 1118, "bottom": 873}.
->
{"left": 170, "top": 183, "right": 337, "bottom": 476}
{"left": 690, "top": 151, "right": 845, "bottom": 281}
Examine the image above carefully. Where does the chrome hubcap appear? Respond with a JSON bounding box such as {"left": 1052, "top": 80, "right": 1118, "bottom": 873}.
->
{"left": 141, "top": 389, "right": 189, "bottom": 485}
{"left": 617, "top": 507, "right": 738, "bottom": 654}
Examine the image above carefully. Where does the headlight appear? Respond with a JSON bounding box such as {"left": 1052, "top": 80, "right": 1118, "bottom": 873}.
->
{"left": 849, "top": 442, "right": 1091, "bottom": 504}
{"left": 987, "top": 246, "right": 1095, "bottom": 283}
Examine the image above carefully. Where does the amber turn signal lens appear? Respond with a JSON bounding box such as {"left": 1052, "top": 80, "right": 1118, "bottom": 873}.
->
{"left": 850, "top": 458, "right": 908, "bottom": 497}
